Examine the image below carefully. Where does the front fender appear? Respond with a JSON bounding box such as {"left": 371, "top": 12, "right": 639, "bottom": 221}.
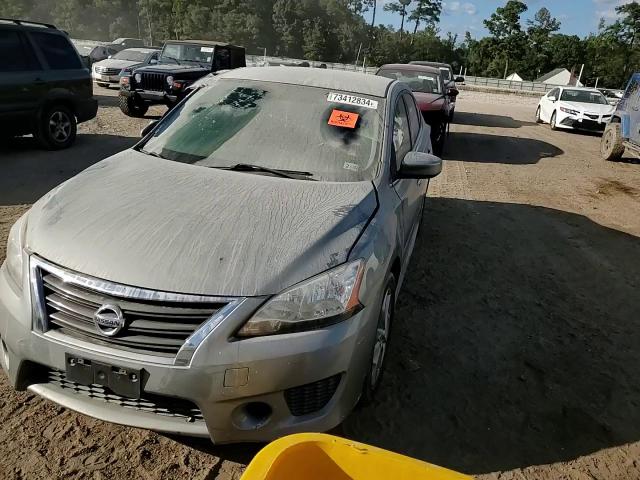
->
{"left": 614, "top": 111, "right": 631, "bottom": 140}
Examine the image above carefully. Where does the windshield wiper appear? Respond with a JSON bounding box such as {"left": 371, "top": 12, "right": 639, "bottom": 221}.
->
{"left": 162, "top": 56, "right": 181, "bottom": 65}
{"left": 140, "top": 149, "right": 167, "bottom": 160}
{"left": 213, "top": 163, "right": 316, "bottom": 180}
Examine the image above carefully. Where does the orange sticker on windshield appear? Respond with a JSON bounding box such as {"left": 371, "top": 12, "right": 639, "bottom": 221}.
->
{"left": 328, "top": 109, "right": 359, "bottom": 128}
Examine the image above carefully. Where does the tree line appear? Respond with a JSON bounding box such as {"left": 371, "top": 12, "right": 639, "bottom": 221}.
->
{"left": 1, "top": 0, "right": 639, "bottom": 88}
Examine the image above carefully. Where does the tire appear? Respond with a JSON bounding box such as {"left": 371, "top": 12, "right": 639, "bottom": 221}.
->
{"left": 535, "top": 106, "right": 542, "bottom": 123}
{"left": 550, "top": 111, "right": 558, "bottom": 131}
{"left": 34, "top": 104, "right": 77, "bottom": 150}
{"left": 432, "top": 121, "right": 446, "bottom": 156}
{"left": 360, "top": 274, "right": 396, "bottom": 405}
{"left": 96, "top": 82, "right": 110, "bottom": 88}
{"left": 601, "top": 123, "right": 625, "bottom": 162}
{"left": 119, "top": 95, "right": 148, "bottom": 118}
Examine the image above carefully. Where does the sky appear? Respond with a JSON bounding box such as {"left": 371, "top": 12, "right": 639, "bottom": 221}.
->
{"left": 368, "top": 0, "right": 631, "bottom": 39}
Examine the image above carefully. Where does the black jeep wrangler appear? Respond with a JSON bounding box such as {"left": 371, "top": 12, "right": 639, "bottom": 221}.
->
{"left": 119, "top": 40, "right": 246, "bottom": 117}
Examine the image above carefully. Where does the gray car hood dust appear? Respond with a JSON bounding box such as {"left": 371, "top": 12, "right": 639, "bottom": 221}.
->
{"left": 25, "top": 150, "right": 377, "bottom": 297}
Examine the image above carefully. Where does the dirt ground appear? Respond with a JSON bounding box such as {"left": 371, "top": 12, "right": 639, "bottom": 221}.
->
{"left": 1, "top": 87, "right": 640, "bottom": 479}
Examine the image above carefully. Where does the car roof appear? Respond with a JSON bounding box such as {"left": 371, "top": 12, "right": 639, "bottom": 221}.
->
{"left": 164, "top": 39, "right": 244, "bottom": 49}
{"left": 218, "top": 66, "right": 394, "bottom": 97}
{"left": 559, "top": 87, "right": 601, "bottom": 92}
{"left": 410, "top": 61, "right": 452, "bottom": 69}
{"left": 119, "top": 47, "right": 159, "bottom": 53}
{"left": 378, "top": 64, "right": 441, "bottom": 74}
{"left": 0, "top": 17, "right": 60, "bottom": 31}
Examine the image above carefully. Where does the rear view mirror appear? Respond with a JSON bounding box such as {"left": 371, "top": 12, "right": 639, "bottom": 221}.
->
{"left": 150, "top": 59, "right": 158, "bottom": 65}
{"left": 399, "top": 152, "right": 442, "bottom": 179}
{"left": 548, "top": 96, "right": 557, "bottom": 102}
{"left": 455, "top": 76, "right": 465, "bottom": 83}
{"left": 447, "top": 87, "right": 459, "bottom": 97}
{"left": 140, "top": 120, "right": 158, "bottom": 137}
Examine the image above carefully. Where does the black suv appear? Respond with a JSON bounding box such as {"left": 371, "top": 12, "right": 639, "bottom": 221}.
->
{"left": 0, "top": 18, "right": 98, "bottom": 149}
{"left": 119, "top": 40, "right": 246, "bottom": 117}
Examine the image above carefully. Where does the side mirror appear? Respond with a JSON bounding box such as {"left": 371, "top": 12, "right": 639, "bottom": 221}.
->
{"left": 140, "top": 120, "right": 158, "bottom": 137}
{"left": 455, "top": 76, "right": 465, "bottom": 83}
{"left": 548, "top": 96, "right": 557, "bottom": 102}
{"left": 399, "top": 151, "right": 442, "bottom": 179}
{"left": 108, "top": 55, "right": 112, "bottom": 59}
{"left": 447, "top": 87, "right": 459, "bottom": 97}
{"left": 150, "top": 58, "right": 158, "bottom": 65}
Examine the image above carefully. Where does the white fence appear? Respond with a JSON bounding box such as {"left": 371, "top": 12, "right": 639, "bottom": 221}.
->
{"left": 463, "top": 75, "right": 556, "bottom": 93}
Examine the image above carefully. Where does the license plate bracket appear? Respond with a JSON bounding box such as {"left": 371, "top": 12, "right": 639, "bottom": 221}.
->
{"left": 65, "top": 353, "right": 142, "bottom": 399}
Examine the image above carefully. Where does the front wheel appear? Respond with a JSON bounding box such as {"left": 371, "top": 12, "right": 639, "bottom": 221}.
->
{"left": 34, "top": 104, "right": 77, "bottom": 150}
{"left": 119, "top": 95, "right": 149, "bottom": 118}
{"left": 601, "top": 123, "right": 625, "bottom": 162}
{"left": 360, "top": 274, "right": 396, "bottom": 405}
{"left": 550, "top": 111, "right": 558, "bottom": 131}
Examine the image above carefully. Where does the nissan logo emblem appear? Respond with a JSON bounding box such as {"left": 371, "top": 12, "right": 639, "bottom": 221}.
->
{"left": 93, "top": 304, "right": 125, "bottom": 337}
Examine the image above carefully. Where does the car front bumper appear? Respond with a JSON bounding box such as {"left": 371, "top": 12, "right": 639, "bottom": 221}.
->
{"left": 0, "top": 258, "right": 376, "bottom": 443}
{"left": 120, "top": 89, "right": 178, "bottom": 104}
{"left": 92, "top": 73, "right": 120, "bottom": 84}
{"left": 557, "top": 112, "right": 610, "bottom": 131}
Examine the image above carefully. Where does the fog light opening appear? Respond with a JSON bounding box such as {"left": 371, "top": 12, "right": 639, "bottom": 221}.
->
{"left": 232, "top": 402, "right": 272, "bottom": 430}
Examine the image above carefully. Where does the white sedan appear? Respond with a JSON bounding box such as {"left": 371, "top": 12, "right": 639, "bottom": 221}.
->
{"left": 92, "top": 48, "right": 159, "bottom": 88}
{"left": 536, "top": 87, "right": 615, "bottom": 132}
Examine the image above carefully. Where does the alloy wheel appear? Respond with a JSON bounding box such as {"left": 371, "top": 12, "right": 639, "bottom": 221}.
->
{"left": 370, "top": 287, "right": 392, "bottom": 389}
{"left": 48, "top": 111, "right": 72, "bottom": 143}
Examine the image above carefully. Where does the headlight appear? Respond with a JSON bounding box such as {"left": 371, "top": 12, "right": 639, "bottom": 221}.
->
{"left": 166, "top": 75, "right": 174, "bottom": 86}
{"left": 134, "top": 73, "right": 142, "bottom": 83}
{"left": 4, "top": 214, "right": 28, "bottom": 292}
{"left": 560, "top": 106, "right": 580, "bottom": 116}
{"left": 237, "top": 259, "right": 364, "bottom": 337}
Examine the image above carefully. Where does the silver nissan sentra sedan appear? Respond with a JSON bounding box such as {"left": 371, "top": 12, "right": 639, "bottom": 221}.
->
{"left": 0, "top": 67, "right": 441, "bottom": 443}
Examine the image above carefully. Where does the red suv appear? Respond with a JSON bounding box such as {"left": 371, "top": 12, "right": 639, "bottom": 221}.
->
{"left": 377, "top": 64, "right": 458, "bottom": 155}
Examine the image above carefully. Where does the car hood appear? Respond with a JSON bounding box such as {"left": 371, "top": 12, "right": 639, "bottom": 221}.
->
{"left": 93, "top": 59, "right": 139, "bottom": 70}
{"left": 25, "top": 151, "right": 377, "bottom": 297}
{"left": 559, "top": 101, "right": 615, "bottom": 114}
{"left": 413, "top": 92, "right": 445, "bottom": 112}
{"left": 136, "top": 63, "right": 208, "bottom": 74}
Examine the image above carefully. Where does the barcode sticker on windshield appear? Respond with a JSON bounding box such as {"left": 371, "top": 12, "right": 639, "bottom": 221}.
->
{"left": 201, "top": 47, "right": 214, "bottom": 53}
{"left": 327, "top": 92, "right": 378, "bottom": 110}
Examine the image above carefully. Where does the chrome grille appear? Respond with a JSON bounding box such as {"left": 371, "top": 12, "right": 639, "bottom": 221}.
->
{"left": 95, "top": 66, "right": 120, "bottom": 75}
{"left": 139, "top": 72, "right": 166, "bottom": 91}
{"left": 37, "top": 265, "right": 227, "bottom": 357}
{"left": 47, "top": 368, "right": 204, "bottom": 422}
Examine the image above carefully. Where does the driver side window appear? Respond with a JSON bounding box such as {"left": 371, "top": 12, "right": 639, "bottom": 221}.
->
{"left": 392, "top": 97, "right": 412, "bottom": 172}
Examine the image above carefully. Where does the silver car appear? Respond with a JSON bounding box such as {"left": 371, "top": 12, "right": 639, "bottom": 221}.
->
{"left": 0, "top": 67, "right": 441, "bottom": 443}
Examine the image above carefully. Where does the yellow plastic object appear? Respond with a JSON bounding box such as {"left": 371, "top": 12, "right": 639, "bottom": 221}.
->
{"left": 241, "top": 433, "right": 472, "bottom": 480}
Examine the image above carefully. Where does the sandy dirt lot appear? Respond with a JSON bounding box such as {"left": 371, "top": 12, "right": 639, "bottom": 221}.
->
{"left": 1, "top": 87, "right": 639, "bottom": 479}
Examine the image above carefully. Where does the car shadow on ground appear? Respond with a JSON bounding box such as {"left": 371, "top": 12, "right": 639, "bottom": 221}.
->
{"left": 0, "top": 134, "right": 137, "bottom": 205}
{"left": 454, "top": 111, "right": 537, "bottom": 129}
{"left": 342, "top": 197, "right": 640, "bottom": 475}
{"left": 94, "top": 94, "right": 164, "bottom": 120}
{"left": 445, "top": 132, "right": 563, "bottom": 164}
